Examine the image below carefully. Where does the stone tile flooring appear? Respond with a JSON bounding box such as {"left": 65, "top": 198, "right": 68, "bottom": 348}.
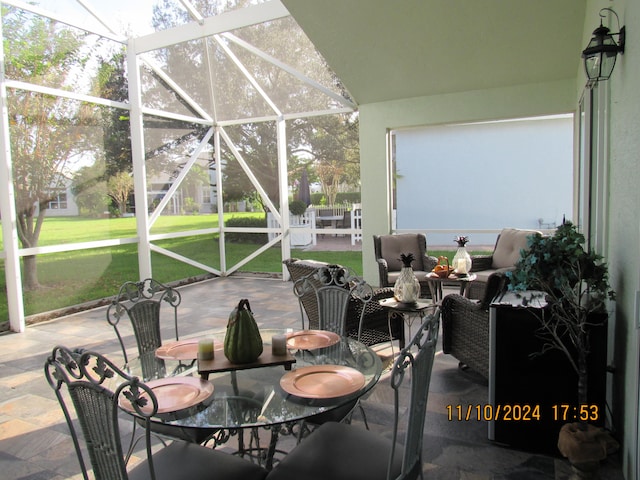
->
{"left": 0, "top": 276, "right": 625, "bottom": 479}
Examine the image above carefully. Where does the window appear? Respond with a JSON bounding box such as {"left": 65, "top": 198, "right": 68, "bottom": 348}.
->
{"left": 391, "top": 115, "right": 573, "bottom": 246}
{"left": 48, "top": 191, "right": 67, "bottom": 210}
{"left": 577, "top": 82, "right": 609, "bottom": 254}
{"left": 201, "top": 185, "right": 212, "bottom": 204}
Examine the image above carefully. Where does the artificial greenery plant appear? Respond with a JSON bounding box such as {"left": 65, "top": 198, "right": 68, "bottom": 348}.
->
{"left": 507, "top": 221, "right": 615, "bottom": 406}
{"left": 507, "top": 221, "right": 618, "bottom": 474}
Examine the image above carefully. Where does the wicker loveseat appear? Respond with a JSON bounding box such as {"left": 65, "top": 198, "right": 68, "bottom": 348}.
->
{"left": 467, "top": 228, "right": 541, "bottom": 300}
{"left": 283, "top": 258, "right": 404, "bottom": 347}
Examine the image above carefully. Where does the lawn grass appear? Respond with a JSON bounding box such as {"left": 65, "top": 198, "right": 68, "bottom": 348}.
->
{"left": 0, "top": 214, "right": 488, "bottom": 322}
{"left": 0, "top": 213, "right": 258, "bottom": 249}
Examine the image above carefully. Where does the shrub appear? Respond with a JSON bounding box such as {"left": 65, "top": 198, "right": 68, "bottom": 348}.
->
{"left": 183, "top": 197, "right": 200, "bottom": 215}
{"left": 109, "top": 205, "right": 121, "bottom": 217}
{"left": 336, "top": 192, "right": 361, "bottom": 204}
{"left": 225, "top": 216, "right": 268, "bottom": 243}
{"left": 310, "top": 192, "right": 361, "bottom": 205}
{"left": 289, "top": 200, "right": 308, "bottom": 216}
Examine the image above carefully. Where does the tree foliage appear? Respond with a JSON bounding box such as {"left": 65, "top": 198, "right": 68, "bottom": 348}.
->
{"left": 71, "top": 161, "right": 110, "bottom": 216}
{"left": 107, "top": 171, "right": 134, "bottom": 215}
{"left": 93, "top": 51, "right": 132, "bottom": 178}
{"left": 149, "top": 0, "right": 359, "bottom": 212}
{"left": 3, "top": 7, "right": 90, "bottom": 289}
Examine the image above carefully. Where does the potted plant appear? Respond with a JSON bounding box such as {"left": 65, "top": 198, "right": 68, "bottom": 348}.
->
{"left": 289, "top": 200, "right": 311, "bottom": 246}
{"left": 289, "top": 199, "right": 308, "bottom": 218}
{"left": 507, "top": 221, "right": 618, "bottom": 478}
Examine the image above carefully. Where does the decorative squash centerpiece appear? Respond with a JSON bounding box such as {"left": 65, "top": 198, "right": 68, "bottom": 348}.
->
{"left": 393, "top": 252, "right": 421, "bottom": 305}
{"left": 224, "top": 299, "right": 263, "bottom": 364}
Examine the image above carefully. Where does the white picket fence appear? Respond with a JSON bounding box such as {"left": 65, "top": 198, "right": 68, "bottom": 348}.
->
{"left": 351, "top": 203, "right": 362, "bottom": 245}
{"left": 312, "top": 203, "right": 349, "bottom": 218}
{"left": 267, "top": 209, "right": 317, "bottom": 246}
{"left": 267, "top": 204, "right": 362, "bottom": 247}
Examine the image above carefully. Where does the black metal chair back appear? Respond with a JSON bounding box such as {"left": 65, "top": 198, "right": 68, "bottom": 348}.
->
{"left": 293, "top": 265, "right": 373, "bottom": 340}
{"left": 264, "top": 309, "right": 441, "bottom": 480}
{"left": 106, "top": 278, "right": 181, "bottom": 364}
{"left": 389, "top": 308, "right": 440, "bottom": 480}
{"left": 44, "top": 346, "right": 160, "bottom": 480}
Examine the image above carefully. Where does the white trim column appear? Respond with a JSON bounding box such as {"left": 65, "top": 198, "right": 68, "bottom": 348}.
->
{"left": 0, "top": 15, "right": 25, "bottom": 332}
{"left": 277, "top": 116, "right": 291, "bottom": 277}
{"left": 127, "top": 39, "right": 152, "bottom": 279}
{"left": 215, "top": 127, "right": 226, "bottom": 275}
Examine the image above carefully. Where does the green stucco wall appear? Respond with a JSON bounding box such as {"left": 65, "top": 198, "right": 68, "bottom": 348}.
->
{"left": 359, "top": 79, "right": 576, "bottom": 285}
{"left": 592, "top": 0, "right": 640, "bottom": 478}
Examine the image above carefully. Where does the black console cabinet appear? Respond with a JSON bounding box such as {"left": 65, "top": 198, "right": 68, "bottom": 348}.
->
{"left": 488, "top": 293, "right": 607, "bottom": 454}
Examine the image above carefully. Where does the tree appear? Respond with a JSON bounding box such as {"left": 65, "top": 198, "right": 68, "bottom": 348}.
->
{"left": 71, "top": 161, "right": 110, "bottom": 216}
{"left": 107, "top": 171, "right": 134, "bottom": 215}
{"left": 179, "top": 164, "right": 210, "bottom": 201}
{"left": 150, "top": 0, "right": 358, "bottom": 213}
{"left": 4, "top": 7, "right": 89, "bottom": 289}
{"left": 294, "top": 114, "right": 360, "bottom": 205}
{"left": 93, "top": 51, "right": 132, "bottom": 178}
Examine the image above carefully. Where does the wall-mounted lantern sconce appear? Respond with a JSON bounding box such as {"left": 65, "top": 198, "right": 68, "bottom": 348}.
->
{"left": 582, "top": 7, "right": 626, "bottom": 82}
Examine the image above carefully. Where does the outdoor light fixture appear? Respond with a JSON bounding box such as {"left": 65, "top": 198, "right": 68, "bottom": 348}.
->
{"left": 582, "top": 7, "right": 626, "bottom": 82}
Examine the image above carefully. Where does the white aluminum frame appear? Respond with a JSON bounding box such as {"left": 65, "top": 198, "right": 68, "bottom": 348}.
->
{"left": 0, "top": 0, "right": 356, "bottom": 331}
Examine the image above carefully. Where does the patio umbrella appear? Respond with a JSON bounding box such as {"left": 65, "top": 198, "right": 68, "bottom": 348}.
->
{"left": 297, "top": 169, "right": 312, "bottom": 206}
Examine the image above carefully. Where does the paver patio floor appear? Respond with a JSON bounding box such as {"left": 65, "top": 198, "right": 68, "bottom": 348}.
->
{"left": 0, "top": 275, "right": 624, "bottom": 479}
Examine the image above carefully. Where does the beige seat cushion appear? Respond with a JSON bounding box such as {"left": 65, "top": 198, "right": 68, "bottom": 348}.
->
{"left": 380, "top": 234, "right": 422, "bottom": 271}
{"left": 491, "top": 228, "right": 540, "bottom": 269}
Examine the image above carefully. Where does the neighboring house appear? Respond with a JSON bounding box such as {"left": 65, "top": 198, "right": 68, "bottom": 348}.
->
{"left": 42, "top": 177, "right": 79, "bottom": 217}
{"left": 147, "top": 161, "right": 220, "bottom": 214}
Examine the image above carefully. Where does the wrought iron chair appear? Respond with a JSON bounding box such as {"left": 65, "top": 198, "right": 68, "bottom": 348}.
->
{"left": 292, "top": 265, "right": 376, "bottom": 436}
{"left": 106, "top": 278, "right": 214, "bottom": 445}
{"left": 265, "top": 308, "right": 441, "bottom": 480}
{"left": 284, "top": 258, "right": 403, "bottom": 347}
{"left": 293, "top": 264, "right": 374, "bottom": 339}
{"left": 44, "top": 346, "right": 268, "bottom": 480}
{"left": 106, "top": 278, "right": 181, "bottom": 365}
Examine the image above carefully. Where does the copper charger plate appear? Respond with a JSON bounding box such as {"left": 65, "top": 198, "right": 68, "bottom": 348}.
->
{"left": 286, "top": 330, "right": 340, "bottom": 350}
{"left": 156, "top": 338, "right": 222, "bottom": 361}
{"left": 119, "top": 377, "right": 214, "bottom": 415}
{"left": 280, "top": 365, "right": 365, "bottom": 400}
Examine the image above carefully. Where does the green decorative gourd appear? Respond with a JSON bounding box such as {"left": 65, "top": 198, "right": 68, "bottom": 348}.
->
{"left": 224, "top": 299, "right": 263, "bottom": 364}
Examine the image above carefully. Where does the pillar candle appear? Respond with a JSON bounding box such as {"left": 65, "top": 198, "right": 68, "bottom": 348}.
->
{"left": 198, "top": 338, "right": 214, "bottom": 361}
{"left": 272, "top": 334, "right": 288, "bottom": 356}
{"left": 457, "top": 260, "right": 468, "bottom": 275}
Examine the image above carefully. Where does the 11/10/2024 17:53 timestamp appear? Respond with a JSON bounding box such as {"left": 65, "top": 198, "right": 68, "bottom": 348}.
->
{"left": 446, "top": 404, "right": 600, "bottom": 422}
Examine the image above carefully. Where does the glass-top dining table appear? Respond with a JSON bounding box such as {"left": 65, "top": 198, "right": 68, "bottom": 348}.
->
{"left": 121, "top": 328, "right": 383, "bottom": 469}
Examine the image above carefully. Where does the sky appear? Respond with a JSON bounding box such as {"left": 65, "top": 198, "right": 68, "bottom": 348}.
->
{"left": 33, "top": 0, "right": 167, "bottom": 37}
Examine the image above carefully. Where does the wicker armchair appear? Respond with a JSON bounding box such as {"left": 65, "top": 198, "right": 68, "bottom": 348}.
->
{"left": 467, "top": 228, "right": 541, "bottom": 300}
{"left": 441, "top": 271, "right": 509, "bottom": 380}
{"left": 283, "top": 258, "right": 403, "bottom": 347}
{"left": 373, "top": 233, "right": 437, "bottom": 298}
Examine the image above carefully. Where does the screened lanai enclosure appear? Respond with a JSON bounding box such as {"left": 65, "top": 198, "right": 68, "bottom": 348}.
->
{"left": 0, "top": 0, "right": 358, "bottom": 332}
